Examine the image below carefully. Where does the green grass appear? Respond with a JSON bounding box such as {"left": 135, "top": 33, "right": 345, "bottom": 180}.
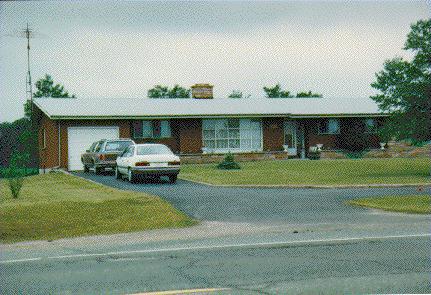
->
{"left": 0, "top": 173, "right": 196, "bottom": 243}
{"left": 347, "top": 195, "right": 430, "bottom": 214}
{"left": 179, "top": 158, "right": 431, "bottom": 186}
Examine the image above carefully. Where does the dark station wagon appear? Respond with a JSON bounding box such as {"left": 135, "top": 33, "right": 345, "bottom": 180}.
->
{"left": 81, "top": 139, "right": 135, "bottom": 173}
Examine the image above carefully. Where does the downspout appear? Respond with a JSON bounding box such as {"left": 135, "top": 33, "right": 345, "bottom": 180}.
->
{"left": 58, "top": 121, "right": 61, "bottom": 168}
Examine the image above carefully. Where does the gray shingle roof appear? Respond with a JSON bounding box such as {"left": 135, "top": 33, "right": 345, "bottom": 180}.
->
{"left": 33, "top": 97, "right": 384, "bottom": 119}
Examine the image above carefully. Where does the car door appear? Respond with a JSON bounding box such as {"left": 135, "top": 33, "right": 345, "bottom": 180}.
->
{"left": 91, "top": 141, "right": 104, "bottom": 166}
{"left": 117, "top": 147, "right": 130, "bottom": 173}
{"left": 82, "top": 142, "right": 97, "bottom": 166}
{"left": 124, "top": 146, "right": 135, "bottom": 170}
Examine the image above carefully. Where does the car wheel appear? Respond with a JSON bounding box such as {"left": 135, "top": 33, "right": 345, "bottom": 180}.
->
{"left": 128, "top": 168, "right": 136, "bottom": 183}
{"left": 83, "top": 165, "right": 89, "bottom": 173}
{"left": 94, "top": 166, "right": 101, "bottom": 175}
{"left": 169, "top": 174, "right": 178, "bottom": 184}
{"left": 115, "top": 167, "right": 121, "bottom": 179}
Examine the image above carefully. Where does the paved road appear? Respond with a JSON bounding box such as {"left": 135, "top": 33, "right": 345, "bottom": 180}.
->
{"left": 1, "top": 236, "right": 429, "bottom": 294}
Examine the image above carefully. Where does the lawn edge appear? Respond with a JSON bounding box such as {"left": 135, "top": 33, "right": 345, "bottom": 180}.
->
{"left": 346, "top": 200, "right": 430, "bottom": 215}
{"left": 178, "top": 176, "right": 430, "bottom": 189}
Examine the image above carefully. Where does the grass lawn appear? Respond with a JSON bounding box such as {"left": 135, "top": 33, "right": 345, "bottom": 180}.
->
{"left": 179, "top": 158, "right": 431, "bottom": 186}
{"left": 347, "top": 195, "right": 430, "bottom": 214}
{"left": 0, "top": 173, "right": 196, "bottom": 243}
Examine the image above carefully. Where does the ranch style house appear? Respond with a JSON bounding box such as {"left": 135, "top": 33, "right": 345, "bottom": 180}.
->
{"left": 32, "top": 84, "right": 386, "bottom": 171}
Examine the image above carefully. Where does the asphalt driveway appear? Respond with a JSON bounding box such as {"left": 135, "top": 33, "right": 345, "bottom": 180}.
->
{"left": 73, "top": 171, "right": 429, "bottom": 225}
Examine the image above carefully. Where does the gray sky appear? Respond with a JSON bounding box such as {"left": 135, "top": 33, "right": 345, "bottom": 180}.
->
{"left": 0, "top": 1, "right": 429, "bottom": 122}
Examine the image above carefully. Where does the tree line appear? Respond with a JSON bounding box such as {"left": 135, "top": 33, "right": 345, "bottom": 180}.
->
{"left": 146, "top": 84, "right": 322, "bottom": 98}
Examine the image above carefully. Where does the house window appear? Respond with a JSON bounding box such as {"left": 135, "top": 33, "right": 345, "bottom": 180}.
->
{"left": 134, "top": 120, "right": 171, "bottom": 138}
{"left": 318, "top": 119, "right": 340, "bottom": 134}
{"left": 364, "top": 118, "right": 378, "bottom": 133}
{"left": 42, "top": 128, "right": 46, "bottom": 149}
{"left": 202, "top": 118, "right": 262, "bottom": 152}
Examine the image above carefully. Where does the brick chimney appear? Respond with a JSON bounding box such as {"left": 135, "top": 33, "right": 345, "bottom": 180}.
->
{"left": 191, "top": 83, "right": 213, "bottom": 99}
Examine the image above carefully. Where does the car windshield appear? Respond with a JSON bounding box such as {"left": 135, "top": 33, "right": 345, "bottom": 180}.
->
{"left": 105, "top": 141, "right": 133, "bottom": 152}
{"left": 136, "top": 145, "right": 173, "bottom": 155}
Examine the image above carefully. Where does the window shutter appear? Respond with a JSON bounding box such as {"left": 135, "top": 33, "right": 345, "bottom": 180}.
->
{"left": 160, "top": 120, "right": 171, "bottom": 138}
{"left": 142, "top": 121, "right": 153, "bottom": 138}
{"left": 133, "top": 120, "right": 143, "bottom": 138}
{"left": 328, "top": 119, "right": 340, "bottom": 134}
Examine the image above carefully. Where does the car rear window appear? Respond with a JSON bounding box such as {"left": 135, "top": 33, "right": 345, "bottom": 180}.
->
{"left": 105, "top": 141, "right": 133, "bottom": 152}
{"left": 136, "top": 145, "right": 173, "bottom": 155}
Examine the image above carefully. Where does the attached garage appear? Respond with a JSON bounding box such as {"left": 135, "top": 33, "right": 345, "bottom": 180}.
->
{"left": 67, "top": 126, "right": 119, "bottom": 171}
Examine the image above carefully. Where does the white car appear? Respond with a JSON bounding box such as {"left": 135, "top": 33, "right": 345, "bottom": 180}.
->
{"left": 115, "top": 144, "right": 180, "bottom": 183}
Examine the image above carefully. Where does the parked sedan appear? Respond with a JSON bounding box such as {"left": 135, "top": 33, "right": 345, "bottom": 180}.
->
{"left": 115, "top": 144, "right": 180, "bottom": 183}
{"left": 81, "top": 139, "right": 135, "bottom": 173}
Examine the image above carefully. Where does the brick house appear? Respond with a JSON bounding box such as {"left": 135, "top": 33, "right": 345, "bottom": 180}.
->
{"left": 33, "top": 84, "right": 386, "bottom": 171}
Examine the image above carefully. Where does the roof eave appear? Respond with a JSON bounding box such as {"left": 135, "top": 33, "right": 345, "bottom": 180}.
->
{"left": 49, "top": 113, "right": 387, "bottom": 120}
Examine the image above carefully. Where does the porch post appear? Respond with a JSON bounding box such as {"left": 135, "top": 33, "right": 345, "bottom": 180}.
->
{"left": 300, "top": 122, "right": 306, "bottom": 159}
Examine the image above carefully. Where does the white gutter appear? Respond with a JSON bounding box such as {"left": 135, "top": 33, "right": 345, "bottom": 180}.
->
{"left": 47, "top": 113, "right": 388, "bottom": 120}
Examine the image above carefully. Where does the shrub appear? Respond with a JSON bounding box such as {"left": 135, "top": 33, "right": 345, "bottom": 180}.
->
{"left": 3, "top": 151, "right": 30, "bottom": 199}
{"left": 336, "top": 119, "right": 369, "bottom": 152}
{"left": 344, "top": 151, "right": 367, "bottom": 159}
{"left": 308, "top": 146, "right": 321, "bottom": 160}
{"left": 3, "top": 166, "right": 26, "bottom": 199}
{"left": 7, "top": 177, "right": 24, "bottom": 199}
{"left": 0, "top": 167, "right": 38, "bottom": 178}
{"left": 217, "top": 152, "right": 241, "bottom": 170}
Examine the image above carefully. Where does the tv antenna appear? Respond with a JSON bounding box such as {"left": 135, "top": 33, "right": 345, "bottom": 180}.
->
{"left": 5, "top": 23, "right": 46, "bottom": 118}
{"left": 24, "top": 23, "right": 33, "bottom": 106}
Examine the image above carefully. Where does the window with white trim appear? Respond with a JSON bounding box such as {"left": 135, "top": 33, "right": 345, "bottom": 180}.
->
{"left": 134, "top": 120, "right": 171, "bottom": 138}
{"left": 318, "top": 119, "right": 340, "bottom": 134}
{"left": 202, "top": 118, "right": 262, "bottom": 152}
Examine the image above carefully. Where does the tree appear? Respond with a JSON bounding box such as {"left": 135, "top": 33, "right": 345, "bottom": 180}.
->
{"left": 24, "top": 74, "right": 75, "bottom": 117}
{"left": 336, "top": 119, "right": 369, "bottom": 152}
{"left": 228, "top": 90, "right": 251, "bottom": 98}
{"left": 169, "top": 84, "right": 191, "bottom": 98}
{"left": 264, "top": 84, "right": 323, "bottom": 98}
{"left": 0, "top": 118, "right": 32, "bottom": 167}
{"left": 147, "top": 85, "right": 169, "bottom": 98}
{"left": 296, "top": 91, "right": 323, "bottom": 98}
{"left": 371, "top": 19, "right": 431, "bottom": 143}
{"left": 228, "top": 90, "right": 243, "bottom": 98}
{"left": 263, "top": 84, "right": 293, "bottom": 98}
{"left": 34, "top": 74, "right": 75, "bottom": 98}
{"left": 147, "top": 85, "right": 190, "bottom": 98}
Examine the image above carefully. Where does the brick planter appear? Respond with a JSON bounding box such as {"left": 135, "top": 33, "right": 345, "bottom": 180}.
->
{"left": 180, "top": 152, "right": 291, "bottom": 164}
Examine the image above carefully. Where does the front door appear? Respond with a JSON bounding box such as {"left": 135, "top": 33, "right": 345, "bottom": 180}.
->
{"left": 284, "top": 121, "right": 298, "bottom": 156}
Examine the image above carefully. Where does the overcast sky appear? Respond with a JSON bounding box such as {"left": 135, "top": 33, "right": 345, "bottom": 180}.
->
{"left": 0, "top": 1, "right": 429, "bottom": 122}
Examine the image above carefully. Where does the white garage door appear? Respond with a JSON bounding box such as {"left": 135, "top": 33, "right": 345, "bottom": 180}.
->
{"left": 67, "top": 126, "right": 119, "bottom": 171}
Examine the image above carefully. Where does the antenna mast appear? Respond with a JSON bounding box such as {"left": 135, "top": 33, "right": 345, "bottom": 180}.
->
{"left": 24, "top": 23, "right": 33, "bottom": 117}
